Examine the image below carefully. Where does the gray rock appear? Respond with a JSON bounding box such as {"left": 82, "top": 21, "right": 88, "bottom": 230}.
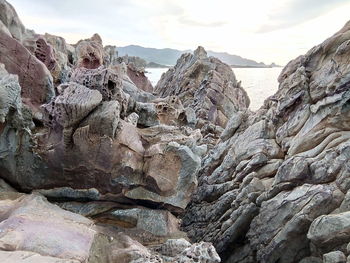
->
{"left": 155, "top": 46, "right": 249, "bottom": 133}
{"left": 323, "top": 251, "right": 346, "bottom": 263}
{"left": 308, "top": 211, "right": 350, "bottom": 251}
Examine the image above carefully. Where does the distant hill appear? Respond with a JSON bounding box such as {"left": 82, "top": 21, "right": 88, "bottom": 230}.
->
{"left": 117, "top": 45, "right": 276, "bottom": 67}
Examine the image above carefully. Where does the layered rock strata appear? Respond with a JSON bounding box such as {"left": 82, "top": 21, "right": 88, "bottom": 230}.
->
{"left": 183, "top": 21, "right": 350, "bottom": 263}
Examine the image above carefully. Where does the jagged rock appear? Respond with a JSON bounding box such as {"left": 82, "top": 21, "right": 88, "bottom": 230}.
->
{"left": 42, "top": 83, "right": 102, "bottom": 130}
{"left": 220, "top": 111, "right": 245, "bottom": 142}
{"left": 299, "top": 257, "right": 323, "bottom": 263}
{"left": 126, "top": 112, "right": 139, "bottom": 126}
{"left": 70, "top": 66, "right": 128, "bottom": 113}
{"left": 79, "top": 100, "right": 120, "bottom": 138}
{"left": 33, "top": 36, "right": 57, "bottom": 71}
{"left": 0, "top": 29, "right": 54, "bottom": 113}
{"left": 133, "top": 102, "right": 159, "bottom": 127}
{"left": 155, "top": 46, "right": 250, "bottom": 132}
{"left": 153, "top": 96, "right": 185, "bottom": 125}
{"left": 93, "top": 207, "right": 185, "bottom": 245}
{"left": 4, "top": 2, "right": 350, "bottom": 263}
{"left": 0, "top": 0, "right": 26, "bottom": 42}
{"left": 40, "top": 33, "right": 71, "bottom": 84}
{"left": 75, "top": 34, "right": 104, "bottom": 69}
{"left": 127, "top": 63, "right": 153, "bottom": 92}
{"left": 0, "top": 192, "right": 219, "bottom": 263}
{"left": 156, "top": 238, "right": 192, "bottom": 258}
{"left": 0, "top": 178, "right": 16, "bottom": 192}
{"left": 90, "top": 230, "right": 163, "bottom": 263}
{"left": 116, "top": 62, "right": 156, "bottom": 103}
{"left": 183, "top": 21, "right": 350, "bottom": 263}
{"left": 118, "top": 55, "right": 147, "bottom": 70}
{"left": 248, "top": 184, "right": 342, "bottom": 263}
{"left": 0, "top": 64, "right": 44, "bottom": 190}
{"left": 125, "top": 140, "right": 200, "bottom": 211}
{"left": 175, "top": 242, "right": 221, "bottom": 263}
{"left": 104, "top": 45, "right": 118, "bottom": 65}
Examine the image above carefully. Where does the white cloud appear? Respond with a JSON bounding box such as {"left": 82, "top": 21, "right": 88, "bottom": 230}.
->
{"left": 9, "top": 0, "right": 350, "bottom": 65}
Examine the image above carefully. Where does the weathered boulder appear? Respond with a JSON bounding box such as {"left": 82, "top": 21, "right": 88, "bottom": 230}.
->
{"left": 115, "top": 62, "right": 156, "bottom": 103}
{"left": 323, "top": 251, "right": 346, "bottom": 263}
{"left": 308, "top": 212, "right": 350, "bottom": 254}
{"left": 0, "top": 194, "right": 95, "bottom": 262}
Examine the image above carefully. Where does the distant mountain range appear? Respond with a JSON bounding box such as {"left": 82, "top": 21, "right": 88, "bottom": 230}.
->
{"left": 117, "top": 45, "right": 279, "bottom": 68}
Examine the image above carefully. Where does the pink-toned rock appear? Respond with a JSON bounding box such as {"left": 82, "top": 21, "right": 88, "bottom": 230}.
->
{"left": 34, "top": 36, "right": 57, "bottom": 71}
{"left": 75, "top": 34, "right": 104, "bottom": 69}
{"left": 0, "top": 194, "right": 95, "bottom": 262}
{"left": 153, "top": 96, "right": 185, "bottom": 125}
{"left": 0, "top": 30, "right": 54, "bottom": 111}
{"left": 0, "top": 251, "right": 80, "bottom": 263}
{"left": 127, "top": 64, "right": 153, "bottom": 93}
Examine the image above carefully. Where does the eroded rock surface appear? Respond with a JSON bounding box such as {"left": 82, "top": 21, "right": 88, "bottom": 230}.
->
{"left": 155, "top": 46, "right": 250, "bottom": 134}
{"left": 183, "top": 21, "right": 350, "bottom": 263}
{"left": 3, "top": 1, "right": 350, "bottom": 263}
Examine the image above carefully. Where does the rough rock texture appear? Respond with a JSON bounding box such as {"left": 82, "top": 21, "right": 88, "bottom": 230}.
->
{"left": 0, "top": 251, "right": 80, "bottom": 263}
{"left": 70, "top": 66, "right": 127, "bottom": 110}
{"left": 183, "top": 21, "right": 350, "bottom": 263}
{"left": 127, "top": 63, "right": 153, "bottom": 93}
{"left": 155, "top": 46, "right": 250, "bottom": 132}
{"left": 0, "top": 29, "right": 54, "bottom": 113}
{"left": 7, "top": 2, "right": 350, "bottom": 263}
{"left": 0, "top": 193, "right": 95, "bottom": 262}
{"left": 0, "top": 0, "right": 26, "bottom": 41}
{"left": 323, "top": 251, "right": 346, "bottom": 263}
{"left": 0, "top": 2, "right": 224, "bottom": 261}
{"left": 34, "top": 36, "right": 57, "bottom": 71}
{"left": 0, "top": 191, "right": 220, "bottom": 263}
{"left": 75, "top": 34, "right": 104, "bottom": 69}
{"left": 104, "top": 45, "right": 118, "bottom": 65}
{"left": 116, "top": 55, "right": 152, "bottom": 93}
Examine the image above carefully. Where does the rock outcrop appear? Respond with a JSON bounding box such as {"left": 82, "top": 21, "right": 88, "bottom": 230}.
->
{"left": 0, "top": 29, "right": 54, "bottom": 114}
{"left": 0, "top": 2, "right": 217, "bottom": 261}
{"left": 0, "top": 191, "right": 220, "bottom": 263}
{"left": 155, "top": 46, "right": 250, "bottom": 133}
{"left": 183, "top": 21, "right": 350, "bottom": 263}
{"left": 2, "top": 0, "right": 350, "bottom": 262}
{"left": 0, "top": 0, "right": 26, "bottom": 41}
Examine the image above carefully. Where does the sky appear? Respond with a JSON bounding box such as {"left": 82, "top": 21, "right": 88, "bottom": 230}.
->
{"left": 8, "top": 0, "right": 350, "bottom": 65}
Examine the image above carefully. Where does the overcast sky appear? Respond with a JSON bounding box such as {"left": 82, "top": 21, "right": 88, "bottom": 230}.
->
{"left": 9, "top": 0, "right": 350, "bottom": 65}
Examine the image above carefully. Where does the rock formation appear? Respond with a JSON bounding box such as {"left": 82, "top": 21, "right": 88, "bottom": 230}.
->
{"left": 155, "top": 46, "right": 250, "bottom": 134}
{"left": 183, "top": 20, "right": 350, "bottom": 263}
{"left": 1, "top": 0, "right": 350, "bottom": 262}
{"left": 0, "top": 1, "right": 220, "bottom": 261}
